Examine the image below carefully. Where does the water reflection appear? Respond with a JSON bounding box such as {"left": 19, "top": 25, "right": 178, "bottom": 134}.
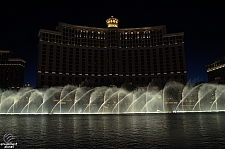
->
{"left": 0, "top": 114, "right": 225, "bottom": 148}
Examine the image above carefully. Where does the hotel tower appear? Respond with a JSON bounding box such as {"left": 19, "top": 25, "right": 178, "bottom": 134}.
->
{"left": 37, "top": 16, "right": 186, "bottom": 88}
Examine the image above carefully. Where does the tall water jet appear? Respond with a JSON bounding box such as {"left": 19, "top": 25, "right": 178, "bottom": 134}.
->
{"left": 163, "top": 81, "right": 184, "bottom": 112}
{"left": 210, "top": 84, "right": 225, "bottom": 111}
{"left": 83, "top": 87, "right": 107, "bottom": 113}
{"left": 102, "top": 87, "right": 114, "bottom": 113}
{"left": 141, "top": 90, "right": 162, "bottom": 112}
{"left": 126, "top": 88, "right": 146, "bottom": 112}
{"left": 50, "top": 85, "right": 77, "bottom": 114}
{"left": 192, "top": 84, "right": 216, "bottom": 111}
{"left": 36, "top": 87, "right": 62, "bottom": 113}
{"left": 13, "top": 88, "right": 34, "bottom": 113}
{"left": 97, "top": 88, "right": 119, "bottom": 113}
{"left": 0, "top": 90, "right": 17, "bottom": 113}
{"left": 27, "top": 90, "right": 44, "bottom": 113}
{"left": 175, "top": 83, "right": 202, "bottom": 112}
{"left": 67, "top": 87, "right": 94, "bottom": 113}
{"left": 112, "top": 89, "right": 130, "bottom": 113}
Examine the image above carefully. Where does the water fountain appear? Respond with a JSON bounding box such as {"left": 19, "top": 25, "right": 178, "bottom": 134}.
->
{"left": 0, "top": 81, "right": 225, "bottom": 114}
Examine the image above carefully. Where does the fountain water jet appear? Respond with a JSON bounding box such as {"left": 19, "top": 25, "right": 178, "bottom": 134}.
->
{"left": 141, "top": 90, "right": 162, "bottom": 112}
{"left": 192, "top": 84, "right": 216, "bottom": 111}
{"left": 50, "top": 86, "right": 77, "bottom": 114}
{"left": 35, "top": 87, "right": 62, "bottom": 113}
{"left": 1, "top": 81, "right": 225, "bottom": 114}
{"left": 97, "top": 89, "right": 119, "bottom": 113}
{"left": 175, "top": 83, "right": 203, "bottom": 111}
{"left": 83, "top": 87, "right": 107, "bottom": 113}
{"left": 111, "top": 90, "right": 130, "bottom": 113}
{"left": 210, "top": 85, "right": 225, "bottom": 111}
{"left": 67, "top": 88, "right": 95, "bottom": 113}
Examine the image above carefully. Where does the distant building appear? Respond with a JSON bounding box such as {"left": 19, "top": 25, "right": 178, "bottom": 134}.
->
{"left": 37, "top": 16, "right": 187, "bottom": 88}
{"left": 206, "top": 56, "right": 225, "bottom": 83}
{"left": 0, "top": 50, "right": 26, "bottom": 89}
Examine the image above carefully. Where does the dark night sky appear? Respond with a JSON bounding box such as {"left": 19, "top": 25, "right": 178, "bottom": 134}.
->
{"left": 0, "top": 1, "right": 224, "bottom": 88}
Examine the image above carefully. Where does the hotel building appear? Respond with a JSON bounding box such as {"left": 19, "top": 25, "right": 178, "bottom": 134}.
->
{"left": 0, "top": 50, "right": 26, "bottom": 89}
{"left": 206, "top": 56, "right": 225, "bottom": 83}
{"left": 37, "top": 16, "right": 186, "bottom": 88}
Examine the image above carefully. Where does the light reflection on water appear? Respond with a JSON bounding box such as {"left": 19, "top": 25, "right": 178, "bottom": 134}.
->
{"left": 0, "top": 113, "right": 225, "bottom": 148}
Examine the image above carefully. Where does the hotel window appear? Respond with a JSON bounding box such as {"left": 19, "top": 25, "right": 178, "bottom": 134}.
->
{"left": 41, "top": 75, "right": 45, "bottom": 80}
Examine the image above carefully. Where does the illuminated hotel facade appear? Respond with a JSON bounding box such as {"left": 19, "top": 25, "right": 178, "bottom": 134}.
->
{"left": 206, "top": 57, "right": 225, "bottom": 82}
{"left": 0, "top": 50, "right": 26, "bottom": 89}
{"left": 36, "top": 16, "right": 187, "bottom": 88}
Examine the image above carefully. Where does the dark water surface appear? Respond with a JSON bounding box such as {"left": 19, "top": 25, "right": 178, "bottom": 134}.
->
{"left": 0, "top": 113, "right": 225, "bottom": 148}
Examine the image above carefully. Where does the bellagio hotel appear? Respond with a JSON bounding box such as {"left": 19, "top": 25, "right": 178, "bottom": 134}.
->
{"left": 36, "top": 16, "right": 186, "bottom": 88}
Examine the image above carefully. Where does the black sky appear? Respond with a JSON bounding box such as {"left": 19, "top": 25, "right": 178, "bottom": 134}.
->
{"left": 0, "top": 1, "right": 224, "bottom": 87}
